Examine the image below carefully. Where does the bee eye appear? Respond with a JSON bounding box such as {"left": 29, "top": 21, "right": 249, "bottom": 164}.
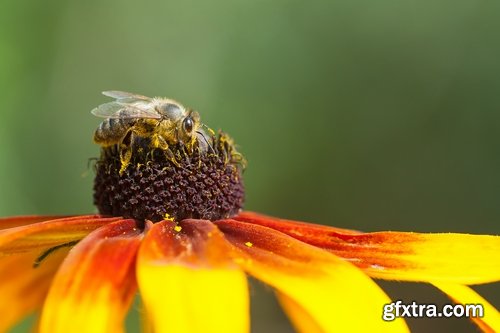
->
{"left": 183, "top": 117, "right": 194, "bottom": 134}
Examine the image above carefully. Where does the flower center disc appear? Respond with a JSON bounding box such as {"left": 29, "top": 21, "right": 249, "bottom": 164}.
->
{"left": 93, "top": 135, "right": 245, "bottom": 222}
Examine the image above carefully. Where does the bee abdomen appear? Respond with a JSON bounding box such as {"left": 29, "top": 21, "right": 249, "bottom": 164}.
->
{"left": 94, "top": 118, "right": 136, "bottom": 146}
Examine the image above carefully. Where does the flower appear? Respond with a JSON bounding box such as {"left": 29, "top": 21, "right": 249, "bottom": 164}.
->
{"left": 1, "top": 93, "right": 499, "bottom": 333}
{"left": 1, "top": 212, "right": 499, "bottom": 333}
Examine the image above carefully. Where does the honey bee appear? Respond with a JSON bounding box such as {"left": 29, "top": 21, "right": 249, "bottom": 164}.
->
{"left": 92, "top": 91, "right": 212, "bottom": 172}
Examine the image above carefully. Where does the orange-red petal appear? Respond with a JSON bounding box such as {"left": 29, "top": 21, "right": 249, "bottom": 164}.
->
{"left": 236, "top": 211, "right": 361, "bottom": 235}
{"left": 216, "top": 219, "right": 409, "bottom": 333}
{"left": 137, "top": 219, "right": 249, "bottom": 333}
{"left": 0, "top": 216, "right": 122, "bottom": 255}
{"left": 39, "top": 218, "right": 141, "bottom": 333}
{"left": 234, "top": 212, "right": 500, "bottom": 284}
{"left": 0, "top": 249, "right": 67, "bottom": 332}
{"left": 0, "top": 215, "right": 68, "bottom": 230}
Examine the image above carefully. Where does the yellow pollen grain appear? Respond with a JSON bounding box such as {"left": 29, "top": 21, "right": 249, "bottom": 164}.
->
{"left": 174, "top": 225, "right": 182, "bottom": 232}
{"left": 244, "top": 242, "right": 253, "bottom": 247}
{"left": 164, "top": 213, "right": 175, "bottom": 222}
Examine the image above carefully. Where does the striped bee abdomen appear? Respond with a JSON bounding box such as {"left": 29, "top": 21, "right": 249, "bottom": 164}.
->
{"left": 93, "top": 117, "right": 137, "bottom": 146}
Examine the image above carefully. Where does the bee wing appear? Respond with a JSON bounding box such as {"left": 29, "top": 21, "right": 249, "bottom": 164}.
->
{"left": 102, "top": 90, "right": 151, "bottom": 102}
{"left": 91, "top": 101, "right": 162, "bottom": 119}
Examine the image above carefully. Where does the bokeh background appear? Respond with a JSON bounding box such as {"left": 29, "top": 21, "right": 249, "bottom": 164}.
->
{"left": 1, "top": 0, "right": 499, "bottom": 332}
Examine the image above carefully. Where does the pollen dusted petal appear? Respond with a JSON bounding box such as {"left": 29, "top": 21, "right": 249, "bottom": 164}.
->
{"left": 432, "top": 282, "right": 500, "bottom": 333}
{"left": 0, "top": 249, "right": 67, "bottom": 332}
{"left": 215, "top": 219, "right": 409, "bottom": 333}
{"left": 40, "top": 219, "right": 141, "bottom": 333}
{"left": 234, "top": 213, "right": 500, "bottom": 284}
{"left": 0, "top": 216, "right": 122, "bottom": 255}
{"left": 137, "top": 219, "right": 249, "bottom": 333}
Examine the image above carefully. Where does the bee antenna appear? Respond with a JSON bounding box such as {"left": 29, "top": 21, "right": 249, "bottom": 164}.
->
{"left": 196, "top": 130, "right": 215, "bottom": 154}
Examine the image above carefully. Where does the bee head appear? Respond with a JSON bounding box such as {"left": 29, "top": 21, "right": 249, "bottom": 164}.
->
{"left": 180, "top": 110, "right": 200, "bottom": 139}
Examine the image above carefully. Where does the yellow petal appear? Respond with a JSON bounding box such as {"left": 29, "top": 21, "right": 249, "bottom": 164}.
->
{"left": 234, "top": 212, "right": 500, "bottom": 284}
{"left": 432, "top": 282, "right": 500, "bottom": 333}
{"left": 0, "top": 249, "right": 66, "bottom": 332}
{"left": 216, "top": 219, "right": 409, "bottom": 333}
{"left": 0, "top": 216, "right": 122, "bottom": 255}
{"left": 343, "top": 233, "right": 500, "bottom": 284}
{"left": 277, "top": 293, "right": 328, "bottom": 333}
{"left": 137, "top": 219, "right": 249, "bottom": 333}
{"left": 40, "top": 219, "right": 141, "bottom": 333}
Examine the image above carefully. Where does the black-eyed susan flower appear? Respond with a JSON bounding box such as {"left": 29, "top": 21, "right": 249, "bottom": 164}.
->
{"left": 0, "top": 93, "right": 499, "bottom": 333}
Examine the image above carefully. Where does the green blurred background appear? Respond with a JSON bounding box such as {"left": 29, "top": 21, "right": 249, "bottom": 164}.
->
{"left": 1, "top": 0, "right": 499, "bottom": 332}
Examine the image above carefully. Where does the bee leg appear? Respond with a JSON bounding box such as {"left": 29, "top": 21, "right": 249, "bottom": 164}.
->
{"left": 164, "top": 148, "right": 181, "bottom": 168}
{"left": 185, "top": 141, "right": 193, "bottom": 155}
{"left": 119, "top": 146, "right": 132, "bottom": 175}
{"left": 116, "top": 130, "right": 135, "bottom": 175}
{"left": 186, "top": 135, "right": 198, "bottom": 155}
{"left": 179, "top": 145, "right": 193, "bottom": 166}
{"left": 194, "top": 145, "right": 202, "bottom": 168}
{"left": 220, "top": 144, "right": 229, "bottom": 165}
{"left": 144, "top": 146, "right": 156, "bottom": 162}
{"left": 151, "top": 134, "right": 180, "bottom": 168}
{"left": 147, "top": 150, "right": 155, "bottom": 162}
{"left": 150, "top": 133, "right": 168, "bottom": 150}
{"left": 232, "top": 152, "right": 247, "bottom": 169}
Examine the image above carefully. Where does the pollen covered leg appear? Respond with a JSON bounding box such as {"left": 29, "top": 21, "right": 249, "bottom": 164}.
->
{"left": 217, "top": 132, "right": 247, "bottom": 168}
{"left": 148, "top": 134, "right": 181, "bottom": 167}
{"left": 150, "top": 133, "right": 169, "bottom": 151}
{"left": 116, "top": 130, "right": 137, "bottom": 175}
{"left": 119, "top": 145, "right": 133, "bottom": 175}
{"left": 164, "top": 148, "right": 181, "bottom": 168}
